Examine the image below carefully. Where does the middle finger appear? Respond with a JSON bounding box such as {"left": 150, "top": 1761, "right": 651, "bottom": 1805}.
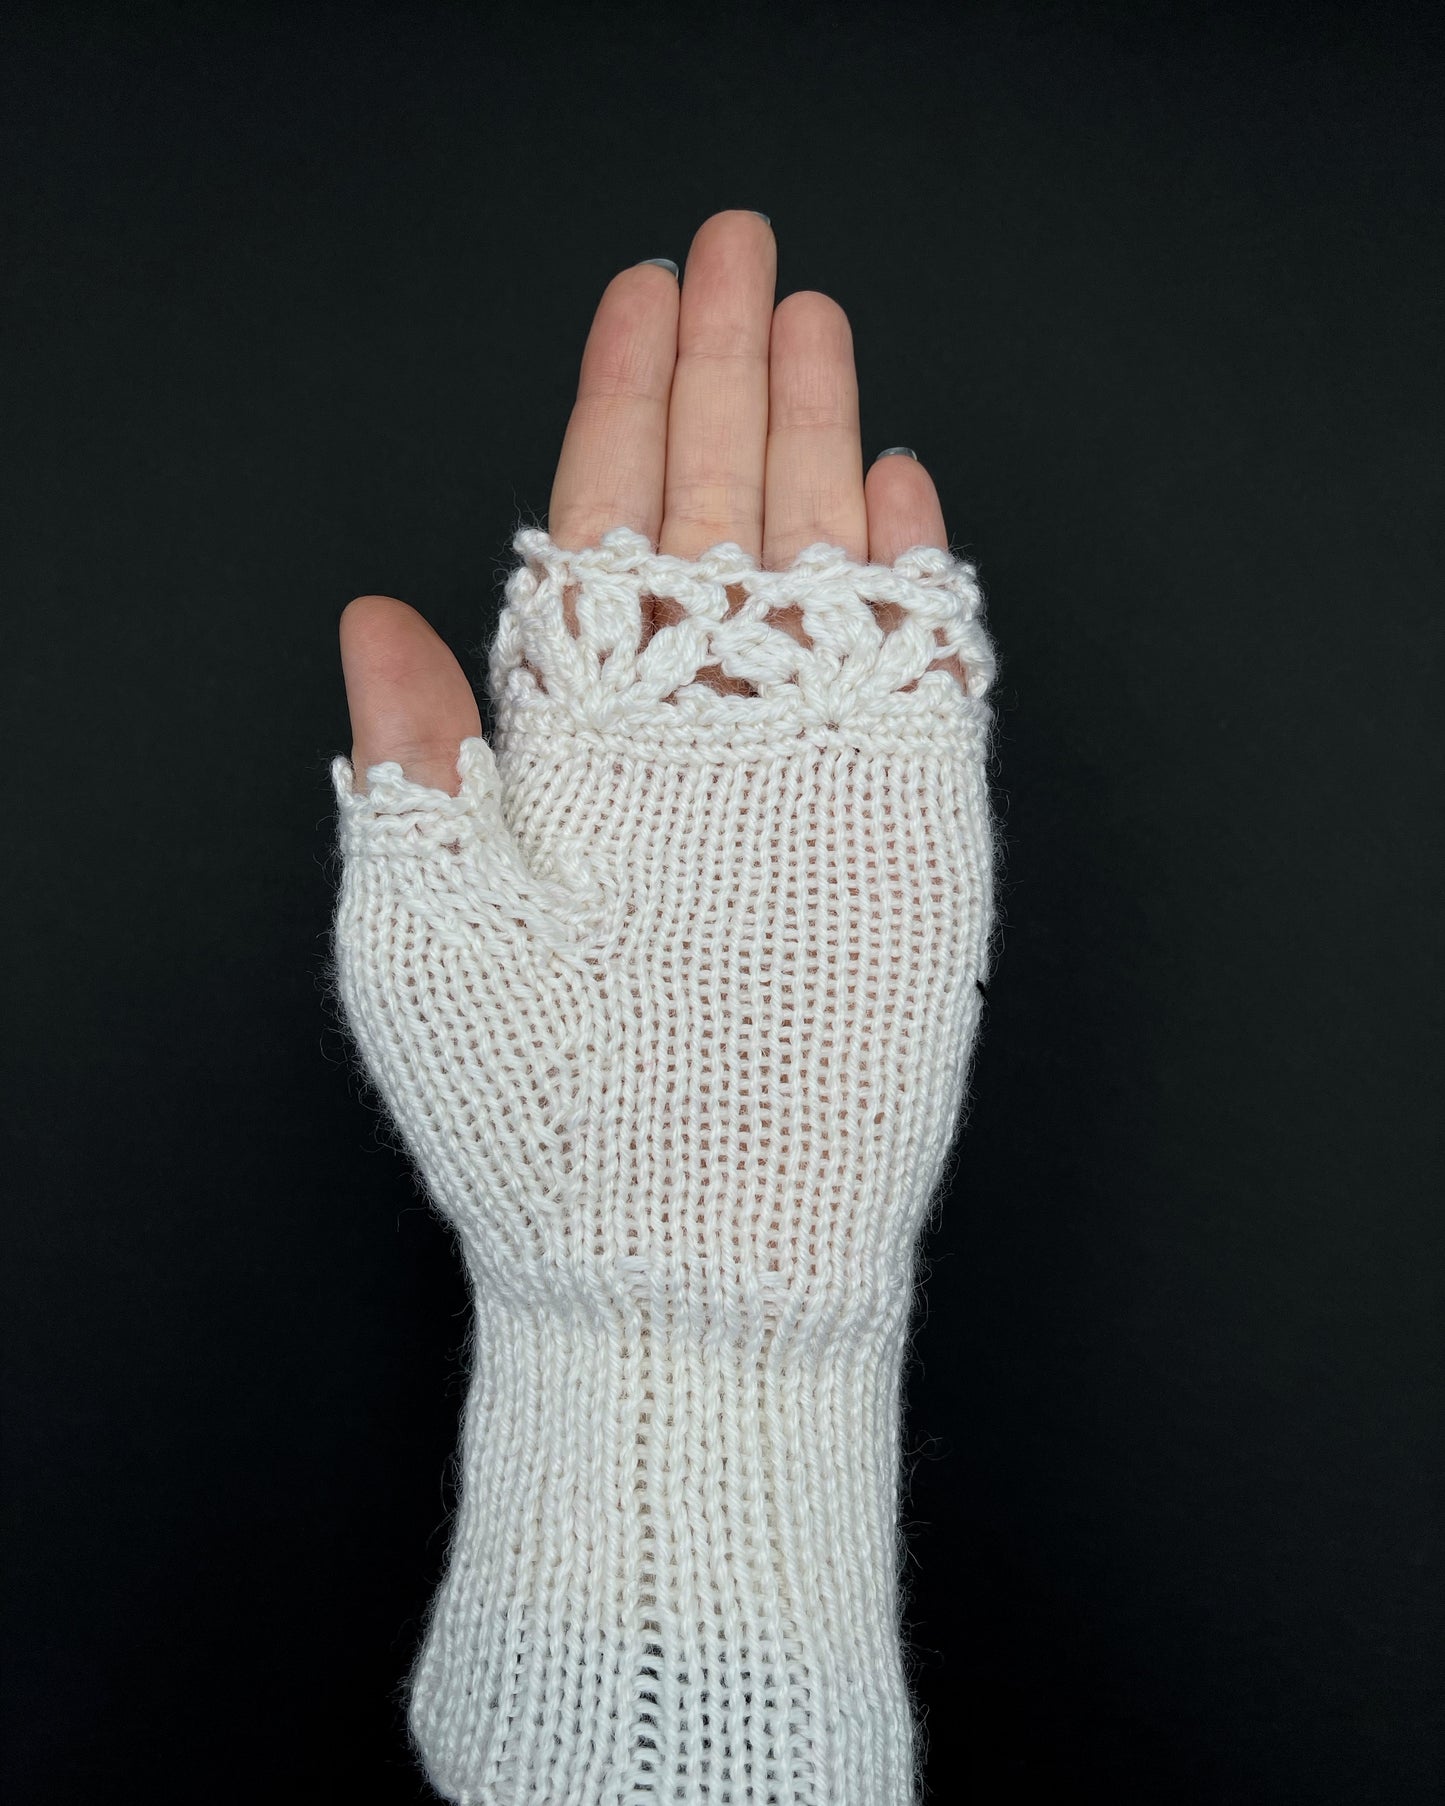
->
{"left": 658, "top": 210, "right": 776, "bottom": 561}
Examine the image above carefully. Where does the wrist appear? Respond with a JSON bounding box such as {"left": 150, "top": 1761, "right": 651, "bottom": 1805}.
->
{"left": 409, "top": 1283, "right": 923, "bottom": 1804}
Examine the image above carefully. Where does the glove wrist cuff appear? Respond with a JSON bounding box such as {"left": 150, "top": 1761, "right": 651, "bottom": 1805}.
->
{"left": 410, "top": 1286, "right": 924, "bottom": 1803}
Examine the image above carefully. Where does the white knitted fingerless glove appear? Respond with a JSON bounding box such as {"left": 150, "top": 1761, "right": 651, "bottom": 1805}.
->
{"left": 330, "top": 526, "right": 999, "bottom": 1805}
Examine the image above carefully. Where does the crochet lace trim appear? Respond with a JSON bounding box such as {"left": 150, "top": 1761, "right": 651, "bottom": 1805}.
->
{"left": 488, "top": 527, "right": 997, "bottom": 735}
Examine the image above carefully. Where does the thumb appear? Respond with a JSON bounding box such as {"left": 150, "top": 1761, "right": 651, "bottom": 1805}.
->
{"left": 339, "top": 594, "right": 482, "bottom": 795}
{"left": 333, "top": 601, "right": 594, "bottom": 955}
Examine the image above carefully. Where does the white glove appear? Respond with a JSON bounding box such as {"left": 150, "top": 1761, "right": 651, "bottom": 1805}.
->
{"left": 331, "top": 525, "right": 1000, "bottom": 1805}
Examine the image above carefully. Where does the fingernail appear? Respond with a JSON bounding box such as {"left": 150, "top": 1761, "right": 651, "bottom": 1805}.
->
{"left": 876, "top": 446, "right": 918, "bottom": 461}
{"left": 640, "top": 257, "right": 679, "bottom": 277}
{"left": 751, "top": 211, "right": 771, "bottom": 226}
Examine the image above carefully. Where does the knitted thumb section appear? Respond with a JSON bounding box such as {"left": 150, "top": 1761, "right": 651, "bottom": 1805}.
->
{"left": 330, "top": 528, "right": 999, "bottom": 1805}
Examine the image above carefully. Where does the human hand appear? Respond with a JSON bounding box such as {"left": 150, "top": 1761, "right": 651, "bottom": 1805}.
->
{"left": 328, "top": 208, "right": 997, "bottom": 1805}
{"left": 339, "top": 209, "right": 967, "bottom": 789}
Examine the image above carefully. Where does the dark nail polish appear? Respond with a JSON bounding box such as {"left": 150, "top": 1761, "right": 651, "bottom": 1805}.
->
{"left": 876, "top": 446, "right": 918, "bottom": 461}
{"left": 641, "top": 257, "right": 679, "bottom": 277}
{"left": 751, "top": 211, "right": 771, "bottom": 226}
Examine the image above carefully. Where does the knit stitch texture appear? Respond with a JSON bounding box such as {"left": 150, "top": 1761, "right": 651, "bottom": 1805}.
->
{"left": 330, "top": 526, "right": 1000, "bottom": 1804}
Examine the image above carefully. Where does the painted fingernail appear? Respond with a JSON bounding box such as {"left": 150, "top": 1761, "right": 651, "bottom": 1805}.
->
{"left": 640, "top": 257, "right": 679, "bottom": 277}
{"left": 752, "top": 211, "right": 772, "bottom": 225}
{"left": 876, "top": 446, "right": 918, "bottom": 461}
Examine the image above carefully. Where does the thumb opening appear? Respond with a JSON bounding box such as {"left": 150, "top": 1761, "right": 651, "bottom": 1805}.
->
{"left": 339, "top": 593, "right": 483, "bottom": 795}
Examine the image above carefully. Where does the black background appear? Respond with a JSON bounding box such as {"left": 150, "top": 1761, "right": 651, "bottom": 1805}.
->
{"left": 4, "top": 2, "right": 1442, "bottom": 1800}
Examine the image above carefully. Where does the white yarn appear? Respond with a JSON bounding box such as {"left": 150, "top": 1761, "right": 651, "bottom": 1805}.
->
{"left": 330, "top": 526, "right": 999, "bottom": 1804}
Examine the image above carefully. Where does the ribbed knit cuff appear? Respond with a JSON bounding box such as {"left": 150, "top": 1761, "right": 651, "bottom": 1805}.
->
{"left": 407, "top": 1285, "right": 924, "bottom": 1805}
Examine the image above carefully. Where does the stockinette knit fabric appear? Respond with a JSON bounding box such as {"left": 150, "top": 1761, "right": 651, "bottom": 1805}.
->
{"left": 330, "top": 525, "right": 1000, "bottom": 1804}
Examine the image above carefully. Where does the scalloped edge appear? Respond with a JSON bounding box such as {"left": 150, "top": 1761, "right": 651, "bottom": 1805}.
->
{"left": 488, "top": 526, "right": 999, "bottom": 735}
